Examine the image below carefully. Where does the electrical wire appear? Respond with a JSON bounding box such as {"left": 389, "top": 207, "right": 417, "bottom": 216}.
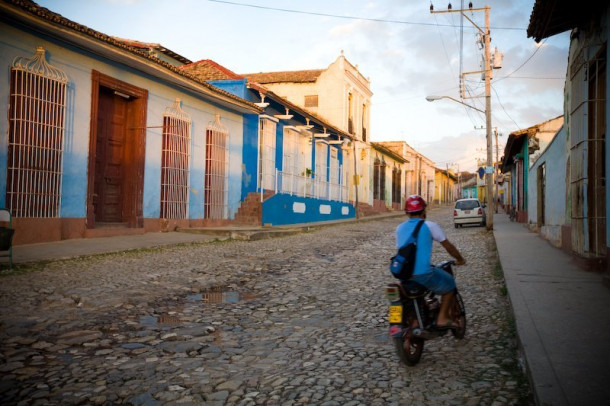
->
{"left": 494, "top": 39, "right": 547, "bottom": 83}
{"left": 432, "top": 11, "right": 483, "bottom": 129}
{"left": 491, "top": 85, "right": 520, "bottom": 129}
{"left": 207, "top": 0, "right": 526, "bottom": 31}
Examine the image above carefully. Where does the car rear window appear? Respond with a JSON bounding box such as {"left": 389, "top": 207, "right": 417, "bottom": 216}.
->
{"left": 455, "top": 200, "right": 480, "bottom": 210}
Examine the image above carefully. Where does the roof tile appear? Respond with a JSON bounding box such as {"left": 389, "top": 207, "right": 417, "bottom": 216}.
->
{"left": 242, "top": 70, "right": 324, "bottom": 84}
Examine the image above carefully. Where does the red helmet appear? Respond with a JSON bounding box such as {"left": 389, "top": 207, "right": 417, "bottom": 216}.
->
{"left": 405, "top": 195, "right": 427, "bottom": 213}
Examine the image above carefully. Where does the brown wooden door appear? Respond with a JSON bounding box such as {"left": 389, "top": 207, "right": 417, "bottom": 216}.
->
{"left": 94, "top": 87, "right": 126, "bottom": 223}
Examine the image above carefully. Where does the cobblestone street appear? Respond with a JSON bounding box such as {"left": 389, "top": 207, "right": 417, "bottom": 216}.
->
{"left": 0, "top": 206, "right": 533, "bottom": 405}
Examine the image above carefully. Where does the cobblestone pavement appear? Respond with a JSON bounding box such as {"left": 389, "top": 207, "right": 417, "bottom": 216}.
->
{"left": 0, "top": 206, "right": 533, "bottom": 405}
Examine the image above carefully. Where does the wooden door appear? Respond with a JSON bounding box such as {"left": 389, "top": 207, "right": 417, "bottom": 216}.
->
{"left": 94, "top": 87, "right": 127, "bottom": 223}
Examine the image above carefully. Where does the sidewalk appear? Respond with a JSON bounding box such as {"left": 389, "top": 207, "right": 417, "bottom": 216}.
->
{"left": 493, "top": 212, "right": 610, "bottom": 406}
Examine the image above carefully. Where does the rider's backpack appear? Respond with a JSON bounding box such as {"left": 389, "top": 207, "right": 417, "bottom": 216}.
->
{"left": 389, "top": 220, "right": 424, "bottom": 280}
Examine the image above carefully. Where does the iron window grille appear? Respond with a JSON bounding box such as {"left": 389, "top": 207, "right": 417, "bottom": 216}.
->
{"left": 7, "top": 47, "right": 67, "bottom": 218}
{"left": 161, "top": 98, "right": 191, "bottom": 219}
{"left": 204, "top": 115, "right": 229, "bottom": 220}
{"left": 258, "top": 117, "right": 277, "bottom": 191}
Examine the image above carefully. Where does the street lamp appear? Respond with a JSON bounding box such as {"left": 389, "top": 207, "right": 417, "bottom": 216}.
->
{"left": 426, "top": 95, "right": 485, "bottom": 114}
{"left": 426, "top": 93, "right": 494, "bottom": 231}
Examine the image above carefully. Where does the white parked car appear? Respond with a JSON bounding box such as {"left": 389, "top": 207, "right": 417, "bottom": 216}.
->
{"left": 453, "top": 198, "right": 486, "bottom": 228}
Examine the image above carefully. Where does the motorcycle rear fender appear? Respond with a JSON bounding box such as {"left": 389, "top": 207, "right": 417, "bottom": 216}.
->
{"left": 389, "top": 325, "right": 404, "bottom": 338}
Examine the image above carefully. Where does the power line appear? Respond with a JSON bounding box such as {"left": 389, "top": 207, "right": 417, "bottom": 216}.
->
{"left": 495, "top": 76, "right": 564, "bottom": 80}
{"left": 491, "top": 85, "right": 520, "bottom": 129}
{"left": 207, "top": 0, "right": 526, "bottom": 30}
{"left": 494, "top": 39, "right": 547, "bottom": 83}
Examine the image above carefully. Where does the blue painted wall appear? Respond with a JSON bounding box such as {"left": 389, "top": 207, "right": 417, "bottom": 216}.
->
{"left": 241, "top": 114, "right": 259, "bottom": 199}
{"left": 262, "top": 194, "right": 355, "bottom": 226}
{"left": 528, "top": 126, "right": 567, "bottom": 244}
{"left": 208, "top": 79, "right": 249, "bottom": 100}
{"left": 209, "top": 78, "right": 356, "bottom": 226}
{"left": 463, "top": 187, "right": 477, "bottom": 199}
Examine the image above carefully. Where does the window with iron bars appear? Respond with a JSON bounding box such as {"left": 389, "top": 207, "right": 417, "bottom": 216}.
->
{"left": 373, "top": 158, "right": 386, "bottom": 200}
{"left": 7, "top": 47, "right": 67, "bottom": 218}
{"left": 204, "top": 115, "right": 228, "bottom": 219}
{"left": 258, "top": 117, "right": 276, "bottom": 191}
{"left": 392, "top": 167, "right": 402, "bottom": 204}
{"left": 161, "top": 99, "right": 191, "bottom": 219}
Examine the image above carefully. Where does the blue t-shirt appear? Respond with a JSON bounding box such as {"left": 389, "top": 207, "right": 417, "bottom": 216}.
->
{"left": 395, "top": 218, "right": 447, "bottom": 276}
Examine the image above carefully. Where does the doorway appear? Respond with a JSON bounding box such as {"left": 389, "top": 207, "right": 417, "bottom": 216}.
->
{"left": 88, "top": 71, "right": 147, "bottom": 228}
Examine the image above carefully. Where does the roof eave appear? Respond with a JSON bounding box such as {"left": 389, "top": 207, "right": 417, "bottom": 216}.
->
{"left": 2, "top": 2, "right": 261, "bottom": 115}
{"left": 263, "top": 91, "right": 354, "bottom": 141}
{"left": 370, "top": 142, "right": 408, "bottom": 163}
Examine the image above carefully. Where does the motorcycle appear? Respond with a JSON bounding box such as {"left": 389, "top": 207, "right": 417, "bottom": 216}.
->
{"left": 385, "top": 260, "right": 466, "bottom": 366}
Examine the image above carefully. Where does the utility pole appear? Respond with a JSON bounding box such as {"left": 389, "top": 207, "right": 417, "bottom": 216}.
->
{"left": 494, "top": 128, "right": 499, "bottom": 214}
{"left": 483, "top": 5, "right": 493, "bottom": 230}
{"left": 352, "top": 140, "right": 359, "bottom": 219}
{"left": 430, "top": 3, "right": 494, "bottom": 230}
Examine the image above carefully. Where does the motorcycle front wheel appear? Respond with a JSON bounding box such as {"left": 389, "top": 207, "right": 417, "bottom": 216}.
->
{"left": 451, "top": 291, "right": 467, "bottom": 339}
{"left": 394, "top": 309, "right": 424, "bottom": 366}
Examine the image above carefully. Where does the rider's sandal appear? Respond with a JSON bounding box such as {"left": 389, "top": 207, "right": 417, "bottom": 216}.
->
{"left": 435, "top": 321, "right": 457, "bottom": 330}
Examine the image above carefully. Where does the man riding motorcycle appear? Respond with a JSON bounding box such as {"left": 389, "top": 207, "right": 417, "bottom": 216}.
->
{"left": 395, "top": 195, "right": 466, "bottom": 329}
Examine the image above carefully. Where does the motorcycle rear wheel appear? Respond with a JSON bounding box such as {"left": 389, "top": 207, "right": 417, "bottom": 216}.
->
{"left": 451, "top": 292, "right": 467, "bottom": 339}
{"left": 394, "top": 309, "right": 424, "bottom": 366}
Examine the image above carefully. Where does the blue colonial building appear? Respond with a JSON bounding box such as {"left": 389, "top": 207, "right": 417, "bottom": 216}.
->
{"left": 0, "top": 0, "right": 263, "bottom": 244}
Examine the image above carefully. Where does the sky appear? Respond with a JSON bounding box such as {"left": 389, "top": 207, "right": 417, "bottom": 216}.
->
{"left": 37, "top": 0, "right": 570, "bottom": 173}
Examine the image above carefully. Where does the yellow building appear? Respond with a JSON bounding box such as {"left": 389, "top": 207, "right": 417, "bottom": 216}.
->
{"left": 434, "top": 168, "right": 457, "bottom": 204}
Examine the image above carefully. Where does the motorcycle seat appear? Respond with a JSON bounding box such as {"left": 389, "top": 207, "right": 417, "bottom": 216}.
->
{"left": 401, "top": 281, "right": 428, "bottom": 298}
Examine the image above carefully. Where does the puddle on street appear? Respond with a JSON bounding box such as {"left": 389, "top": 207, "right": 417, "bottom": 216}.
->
{"left": 187, "top": 286, "right": 254, "bottom": 304}
{"left": 187, "top": 290, "right": 241, "bottom": 304}
{"left": 139, "top": 314, "right": 181, "bottom": 327}
{"left": 139, "top": 287, "right": 254, "bottom": 328}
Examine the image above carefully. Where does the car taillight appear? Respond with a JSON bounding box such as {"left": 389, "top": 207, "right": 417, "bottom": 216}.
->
{"left": 453, "top": 210, "right": 458, "bottom": 217}
{"left": 478, "top": 208, "right": 482, "bottom": 215}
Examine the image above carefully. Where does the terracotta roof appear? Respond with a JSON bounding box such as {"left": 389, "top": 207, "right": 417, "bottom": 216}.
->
{"left": 501, "top": 116, "right": 563, "bottom": 171}
{"left": 180, "top": 60, "right": 268, "bottom": 94}
{"left": 111, "top": 37, "right": 192, "bottom": 64}
{"left": 181, "top": 60, "right": 352, "bottom": 141}
{"left": 3, "top": 0, "right": 260, "bottom": 112}
{"left": 242, "top": 70, "right": 324, "bottom": 84}
{"left": 181, "top": 60, "right": 243, "bottom": 81}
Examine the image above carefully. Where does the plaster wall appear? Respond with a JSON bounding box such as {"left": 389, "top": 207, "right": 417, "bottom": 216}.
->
{"left": 528, "top": 126, "right": 567, "bottom": 246}
{"left": 0, "top": 22, "right": 246, "bottom": 224}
